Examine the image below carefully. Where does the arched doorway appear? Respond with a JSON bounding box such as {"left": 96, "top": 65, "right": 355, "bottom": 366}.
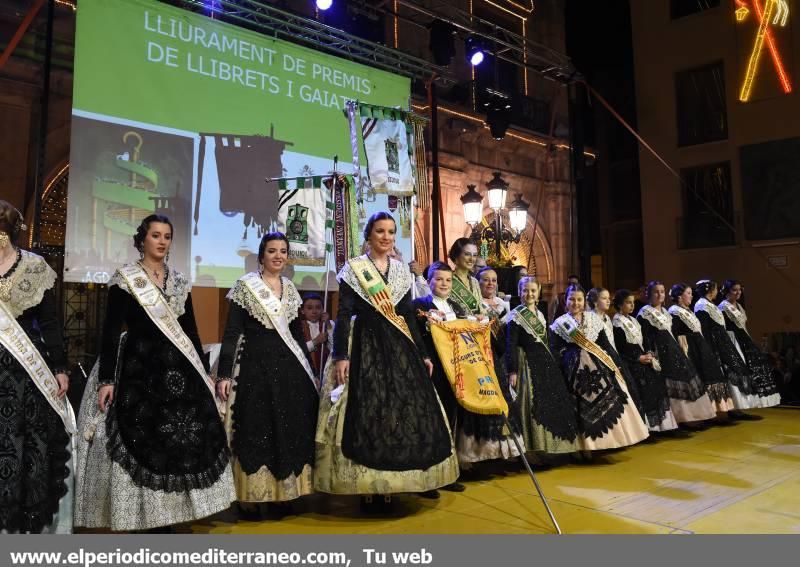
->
{"left": 478, "top": 211, "right": 555, "bottom": 284}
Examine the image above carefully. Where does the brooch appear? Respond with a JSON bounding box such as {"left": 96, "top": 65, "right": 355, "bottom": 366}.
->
{"left": 134, "top": 277, "right": 147, "bottom": 289}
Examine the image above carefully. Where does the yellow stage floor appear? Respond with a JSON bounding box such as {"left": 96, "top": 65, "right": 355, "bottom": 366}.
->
{"left": 187, "top": 408, "right": 800, "bottom": 534}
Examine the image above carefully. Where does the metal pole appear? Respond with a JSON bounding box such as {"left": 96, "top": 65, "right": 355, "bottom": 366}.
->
{"left": 502, "top": 413, "right": 562, "bottom": 534}
{"left": 31, "top": 0, "right": 55, "bottom": 250}
{"left": 320, "top": 156, "right": 337, "bottom": 386}
{"left": 428, "top": 79, "right": 441, "bottom": 261}
{"left": 495, "top": 212, "right": 502, "bottom": 259}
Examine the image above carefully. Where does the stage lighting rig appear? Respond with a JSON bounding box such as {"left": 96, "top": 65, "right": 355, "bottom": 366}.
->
{"left": 465, "top": 35, "right": 485, "bottom": 66}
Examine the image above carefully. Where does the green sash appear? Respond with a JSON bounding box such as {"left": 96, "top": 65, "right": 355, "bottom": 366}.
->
{"left": 450, "top": 273, "right": 481, "bottom": 315}
{"left": 509, "top": 305, "right": 549, "bottom": 351}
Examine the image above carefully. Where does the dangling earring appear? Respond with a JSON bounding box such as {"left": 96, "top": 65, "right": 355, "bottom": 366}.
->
{"left": 139, "top": 248, "right": 144, "bottom": 260}
{"left": 0, "top": 232, "right": 9, "bottom": 249}
{"left": 165, "top": 250, "right": 170, "bottom": 265}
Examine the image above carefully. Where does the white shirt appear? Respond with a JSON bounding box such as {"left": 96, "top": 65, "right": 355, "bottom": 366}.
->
{"left": 431, "top": 295, "right": 458, "bottom": 321}
{"left": 304, "top": 319, "right": 333, "bottom": 352}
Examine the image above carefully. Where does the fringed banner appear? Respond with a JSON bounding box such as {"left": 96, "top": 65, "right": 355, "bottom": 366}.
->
{"left": 429, "top": 319, "right": 508, "bottom": 416}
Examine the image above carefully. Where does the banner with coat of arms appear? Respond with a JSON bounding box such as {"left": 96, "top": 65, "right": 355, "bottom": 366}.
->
{"left": 277, "top": 175, "right": 333, "bottom": 267}
{"left": 358, "top": 104, "right": 417, "bottom": 197}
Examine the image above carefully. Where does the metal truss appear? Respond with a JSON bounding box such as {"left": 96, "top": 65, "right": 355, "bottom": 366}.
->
{"left": 172, "top": 0, "right": 577, "bottom": 86}
{"left": 351, "top": 0, "right": 576, "bottom": 80}
{"left": 174, "top": 0, "right": 457, "bottom": 85}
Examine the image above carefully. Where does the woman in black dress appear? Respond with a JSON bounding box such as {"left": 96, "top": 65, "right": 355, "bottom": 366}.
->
{"left": 693, "top": 279, "right": 759, "bottom": 416}
{"left": 638, "top": 281, "right": 714, "bottom": 427}
{"left": 506, "top": 276, "right": 580, "bottom": 455}
{"left": 551, "top": 285, "right": 649, "bottom": 450}
{"left": 75, "top": 214, "right": 234, "bottom": 531}
{"left": 719, "top": 279, "right": 780, "bottom": 408}
{"left": 216, "top": 232, "right": 319, "bottom": 516}
{"left": 612, "top": 289, "right": 677, "bottom": 432}
{"left": 0, "top": 201, "right": 73, "bottom": 533}
{"left": 668, "top": 283, "right": 734, "bottom": 419}
{"left": 315, "top": 212, "right": 458, "bottom": 507}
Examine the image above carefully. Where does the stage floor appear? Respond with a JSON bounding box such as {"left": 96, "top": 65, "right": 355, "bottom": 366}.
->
{"left": 187, "top": 408, "right": 800, "bottom": 534}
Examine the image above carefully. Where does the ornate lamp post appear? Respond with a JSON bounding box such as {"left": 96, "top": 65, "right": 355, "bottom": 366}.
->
{"left": 461, "top": 172, "right": 530, "bottom": 260}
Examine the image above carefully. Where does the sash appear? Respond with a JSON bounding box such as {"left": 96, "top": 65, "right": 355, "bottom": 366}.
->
{"left": 348, "top": 256, "right": 414, "bottom": 342}
{"left": 507, "top": 305, "right": 550, "bottom": 352}
{"left": 0, "top": 298, "right": 76, "bottom": 435}
{"left": 239, "top": 272, "right": 317, "bottom": 388}
{"left": 429, "top": 319, "right": 508, "bottom": 416}
{"left": 116, "top": 264, "right": 221, "bottom": 414}
{"left": 553, "top": 315, "right": 626, "bottom": 386}
{"left": 450, "top": 273, "right": 481, "bottom": 315}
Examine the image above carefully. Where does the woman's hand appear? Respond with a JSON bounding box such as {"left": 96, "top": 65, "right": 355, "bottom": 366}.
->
{"left": 216, "top": 379, "right": 231, "bottom": 401}
{"left": 55, "top": 373, "right": 69, "bottom": 399}
{"left": 639, "top": 353, "right": 653, "bottom": 365}
{"left": 424, "top": 358, "right": 434, "bottom": 377}
{"left": 509, "top": 372, "right": 518, "bottom": 388}
{"left": 335, "top": 360, "right": 350, "bottom": 385}
{"left": 98, "top": 384, "right": 114, "bottom": 413}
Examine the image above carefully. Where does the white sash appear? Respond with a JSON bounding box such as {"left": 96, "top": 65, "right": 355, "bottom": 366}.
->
{"left": 116, "top": 264, "right": 221, "bottom": 415}
{"left": 0, "top": 298, "right": 76, "bottom": 435}
{"left": 240, "top": 272, "right": 318, "bottom": 389}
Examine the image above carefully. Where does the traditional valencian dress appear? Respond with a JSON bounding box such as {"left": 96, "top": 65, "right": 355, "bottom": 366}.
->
{"left": 505, "top": 305, "right": 580, "bottom": 454}
{"left": 75, "top": 263, "right": 235, "bottom": 530}
{"left": 638, "top": 305, "right": 715, "bottom": 423}
{"left": 218, "top": 273, "right": 319, "bottom": 503}
{"left": 719, "top": 300, "right": 780, "bottom": 408}
{"left": 668, "top": 305, "right": 735, "bottom": 414}
{"left": 0, "top": 250, "right": 75, "bottom": 533}
{"left": 448, "top": 274, "right": 522, "bottom": 464}
{"left": 612, "top": 314, "right": 677, "bottom": 432}
{"left": 315, "top": 255, "right": 458, "bottom": 494}
{"left": 550, "top": 311, "right": 649, "bottom": 450}
{"left": 694, "top": 298, "right": 758, "bottom": 409}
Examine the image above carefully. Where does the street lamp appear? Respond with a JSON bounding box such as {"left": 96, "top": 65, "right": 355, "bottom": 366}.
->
{"left": 508, "top": 192, "right": 530, "bottom": 233}
{"left": 486, "top": 171, "right": 508, "bottom": 210}
{"left": 460, "top": 184, "right": 484, "bottom": 226}
{"left": 460, "top": 172, "right": 530, "bottom": 260}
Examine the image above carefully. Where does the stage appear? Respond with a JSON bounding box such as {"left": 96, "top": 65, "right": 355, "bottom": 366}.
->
{"left": 185, "top": 408, "right": 800, "bottom": 534}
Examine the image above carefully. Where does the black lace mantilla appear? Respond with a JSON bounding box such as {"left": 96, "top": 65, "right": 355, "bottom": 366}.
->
{"left": 104, "top": 401, "right": 229, "bottom": 493}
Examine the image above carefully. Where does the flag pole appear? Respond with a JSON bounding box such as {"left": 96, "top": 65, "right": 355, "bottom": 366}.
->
{"left": 319, "top": 155, "right": 338, "bottom": 385}
{"left": 502, "top": 413, "right": 562, "bottom": 534}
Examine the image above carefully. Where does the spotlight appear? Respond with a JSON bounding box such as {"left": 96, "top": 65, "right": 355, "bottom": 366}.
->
{"left": 316, "top": 0, "right": 333, "bottom": 10}
{"left": 465, "top": 36, "right": 485, "bottom": 66}
{"left": 429, "top": 19, "right": 456, "bottom": 66}
{"left": 481, "top": 89, "right": 513, "bottom": 140}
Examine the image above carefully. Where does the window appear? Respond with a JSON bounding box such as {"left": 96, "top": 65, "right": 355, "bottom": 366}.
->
{"left": 671, "top": 0, "right": 721, "bottom": 20}
{"left": 740, "top": 137, "right": 800, "bottom": 241}
{"left": 678, "top": 162, "right": 736, "bottom": 249}
{"left": 675, "top": 62, "right": 728, "bottom": 146}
